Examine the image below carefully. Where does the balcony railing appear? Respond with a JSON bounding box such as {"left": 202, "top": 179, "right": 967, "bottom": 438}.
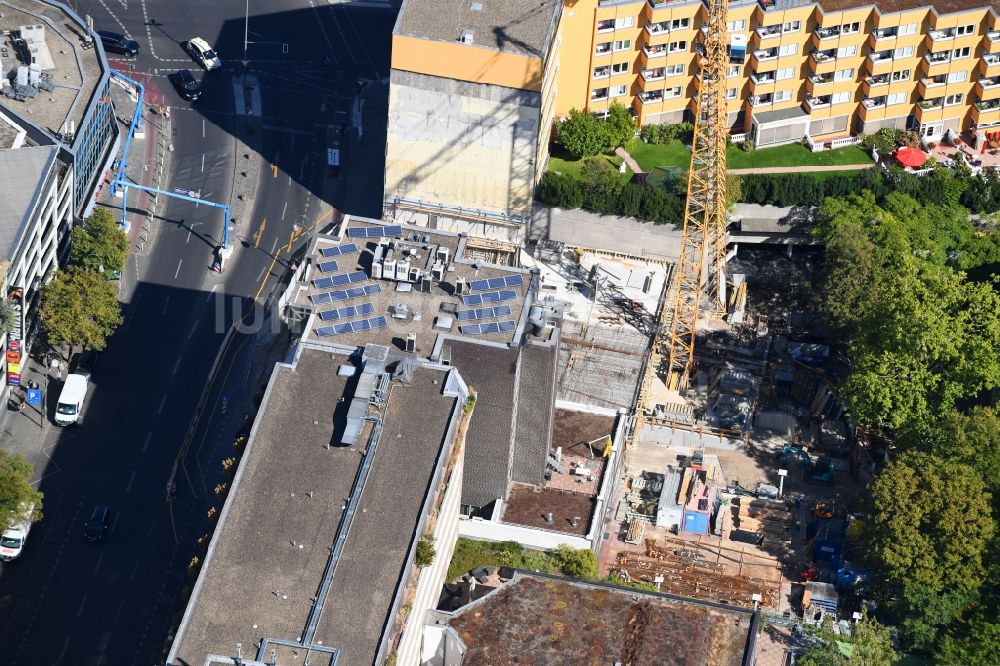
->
{"left": 596, "top": 45, "right": 612, "bottom": 55}
{"left": 929, "top": 29, "right": 955, "bottom": 42}
{"left": 646, "top": 23, "right": 669, "bottom": 36}
{"left": 869, "top": 51, "right": 893, "bottom": 63}
{"left": 644, "top": 45, "right": 667, "bottom": 58}
{"left": 805, "top": 94, "right": 831, "bottom": 109}
{"left": 639, "top": 91, "right": 663, "bottom": 103}
{"left": 753, "top": 48, "right": 778, "bottom": 61}
{"left": 980, "top": 77, "right": 1000, "bottom": 89}
{"left": 756, "top": 25, "right": 781, "bottom": 40}
{"left": 872, "top": 29, "right": 897, "bottom": 41}
{"left": 750, "top": 95, "right": 772, "bottom": 107}
{"left": 816, "top": 27, "right": 840, "bottom": 40}
{"left": 751, "top": 71, "right": 776, "bottom": 84}
{"left": 918, "top": 98, "right": 943, "bottom": 110}
{"left": 866, "top": 74, "right": 890, "bottom": 86}
{"left": 642, "top": 69, "right": 666, "bottom": 82}
{"left": 862, "top": 97, "right": 886, "bottom": 110}
{"left": 811, "top": 50, "right": 835, "bottom": 63}
{"left": 985, "top": 54, "right": 1000, "bottom": 67}
{"left": 976, "top": 98, "right": 1000, "bottom": 111}
{"left": 925, "top": 51, "right": 951, "bottom": 65}
{"left": 810, "top": 74, "right": 833, "bottom": 85}
{"left": 988, "top": 31, "right": 1000, "bottom": 42}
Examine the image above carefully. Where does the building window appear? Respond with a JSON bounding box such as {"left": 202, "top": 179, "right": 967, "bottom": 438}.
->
{"left": 615, "top": 17, "right": 634, "bottom": 29}
{"left": 596, "top": 42, "right": 611, "bottom": 55}
{"left": 947, "top": 70, "right": 967, "bottom": 83}
{"left": 778, "top": 43, "right": 798, "bottom": 57}
{"left": 836, "top": 45, "right": 857, "bottom": 58}
{"left": 776, "top": 67, "right": 794, "bottom": 80}
{"left": 841, "top": 22, "right": 860, "bottom": 34}
{"left": 611, "top": 62, "right": 629, "bottom": 75}
{"left": 887, "top": 92, "right": 908, "bottom": 105}
{"left": 832, "top": 91, "right": 852, "bottom": 104}
{"left": 893, "top": 46, "right": 914, "bottom": 59}
{"left": 727, "top": 20, "right": 746, "bottom": 32}
{"left": 671, "top": 18, "right": 690, "bottom": 30}
{"left": 612, "top": 39, "right": 632, "bottom": 52}
{"left": 899, "top": 23, "right": 917, "bottom": 36}
{"left": 782, "top": 20, "right": 800, "bottom": 33}
{"left": 944, "top": 93, "right": 964, "bottom": 106}
{"left": 666, "top": 86, "right": 683, "bottom": 98}
{"left": 956, "top": 24, "right": 975, "bottom": 36}
{"left": 593, "top": 66, "right": 610, "bottom": 79}
{"left": 890, "top": 69, "right": 911, "bottom": 82}
{"left": 774, "top": 89, "right": 792, "bottom": 102}
{"left": 727, "top": 87, "right": 738, "bottom": 99}
{"left": 727, "top": 65, "right": 741, "bottom": 77}
{"left": 665, "top": 63, "right": 686, "bottom": 76}
{"left": 834, "top": 68, "right": 854, "bottom": 82}
{"left": 667, "top": 40, "right": 686, "bottom": 53}
{"left": 952, "top": 46, "right": 970, "bottom": 59}
{"left": 592, "top": 87, "right": 609, "bottom": 100}
{"left": 596, "top": 19, "right": 614, "bottom": 32}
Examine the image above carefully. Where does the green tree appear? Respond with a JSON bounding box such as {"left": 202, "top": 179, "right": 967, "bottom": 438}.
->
{"left": 0, "top": 450, "right": 42, "bottom": 531}
{"left": 938, "top": 615, "right": 1000, "bottom": 666}
{"left": 70, "top": 208, "right": 129, "bottom": 275}
{"left": 557, "top": 109, "right": 607, "bottom": 159}
{"left": 0, "top": 299, "right": 16, "bottom": 335}
{"left": 603, "top": 101, "right": 637, "bottom": 151}
{"left": 553, "top": 545, "right": 597, "bottom": 579}
{"left": 922, "top": 407, "right": 1000, "bottom": 495}
{"left": 39, "top": 266, "right": 123, "bottom": 356}
{"left": 798, "top": 613, "right": 898, "bottom": 666}
{"left": 863, "top": 452, "right": 994, "bottom": 607}
{"left": 415, "top": 535, "right": 436, "bottom": 567}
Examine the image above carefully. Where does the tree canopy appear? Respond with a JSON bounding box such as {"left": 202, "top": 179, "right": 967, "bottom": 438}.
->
{"left": 70, "top": 208, "right": 129, "bottom": 275}
{"left": 556, "top": 109, "right": 606, "bottom": 159}
{"left": 0, "top": 450, "right": 42, "bottom": 530}
{"left": 39, "top": 266, "right": 123, "bottom": 355}
{"left": 797, "top": 614, "right": 898, "bottom": 666}
{"left": 604, "top": 102, "right": 637, "bottom": 151}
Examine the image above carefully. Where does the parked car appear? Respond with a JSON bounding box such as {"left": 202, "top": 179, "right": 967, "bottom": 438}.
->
{"left": 186, "top": 37, "right": 221, "bottom": 70}
{"left": 54, "top": 373, "right": 90, "bottom": 426}
{"left": 172, "top": 70, "right": 201, "bottom": 102}
{"left": 96, "top": 31, "right": 140, "bottom": 57}
{"left": 0, "top": 503, "right": 36, "bottom": 561}
{"left": 84, "top": 505, "right": 111, "bottom": 542}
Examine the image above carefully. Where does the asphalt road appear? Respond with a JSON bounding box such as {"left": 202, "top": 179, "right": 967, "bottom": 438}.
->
{"left": 0, "top": 1, "right": 395, "bottom": 664}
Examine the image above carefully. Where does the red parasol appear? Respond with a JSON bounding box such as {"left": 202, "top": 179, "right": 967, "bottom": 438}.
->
{"left": 895, "top": 146, "right": 927, "bottom": 168}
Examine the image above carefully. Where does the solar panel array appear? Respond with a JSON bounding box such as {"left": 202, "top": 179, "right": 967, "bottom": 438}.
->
{"left": 320, "top": 242, "right": 358, "bottom": 257}
{"left": 315, "top": 316, "right": 388, "bottom": 337}
{"left": 313, "top": 270, "right": 367, "bottom": 289}
{"left": 318, "top": 259, "right": 339, "bottom": 273}
{"left": 462, "top": 290, "right": 517, "bottom": 306}
{"left": 310, "top": 283, "right": 382, "bottom": 305}
{"left": 318, "top": 302, "right": 375, "bottom": 321}
{"left": 456, "top": 305, "right": 513, "bottom": 321}
{"left": 459, "top": 320, "right": 517, "bottom": 335}
{"left": 469, "top": 275, "right": 524, "bottom": 291}
{"left": 345, "top": 225, "right": 402, "bottom": 238}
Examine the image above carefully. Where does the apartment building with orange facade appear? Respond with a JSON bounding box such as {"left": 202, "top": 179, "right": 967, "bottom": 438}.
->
{"left": 558, "top": 0, "right": 1000, "bottom": 147}
{"left": 383, "top": 0, "right": 999, "bottom": 237}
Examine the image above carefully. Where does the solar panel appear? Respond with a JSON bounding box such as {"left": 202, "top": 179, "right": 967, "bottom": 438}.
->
{"left": 456, "top": 305, "right": 512, "bottom": 321}
{"left": 469, "top": 275, "right": 524, "bottom": 291}
{"left": 314, "top": 315, "right": 388, "bottom": 336}
{"left": 311, "top": 292, "right": 332, "bottom": 305}
{"left": 318, "top": 301, "right": 376, "bottom": 321}
{"left": 462, "top": 294, "right": 482, "bottom": 306}
{"left": 497, "top": 320, "right": 517, "bottom": 332}
{"left": 320, "top": 242, "right": 358, "bottom": 257}
{"left": 313, "top": 283, "right": 381, "bottom": 304}
{"left": 459, "top": 324, "right": 481, "bottom": 335}
{"left": 315, "top": 270, "right": 367, "bottom": 289}
{"left": 318, "top": 259, "right": 339, "bottom": 273}
{"left": 459, "top": 319, "right": 517, "bottom": 336}
{"left": 346, "top": 225, "right": 403, "bottom": 238}
{"left": 462, "top": 290, "right": 517, "bottom": 305}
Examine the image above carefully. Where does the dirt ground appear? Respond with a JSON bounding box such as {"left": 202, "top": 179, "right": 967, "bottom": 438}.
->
{"left": 552, "top": 409, "right": 615, "bottom": 454}
{"left": 502, "top": 483, "right": 595, "bottom": 536}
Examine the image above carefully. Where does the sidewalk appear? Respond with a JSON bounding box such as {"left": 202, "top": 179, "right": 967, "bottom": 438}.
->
{"left": 0, "top": 355, "right": 65, "bottom": 486}
{"left": 617, "top": 147, "right": 872, "bottom": 176}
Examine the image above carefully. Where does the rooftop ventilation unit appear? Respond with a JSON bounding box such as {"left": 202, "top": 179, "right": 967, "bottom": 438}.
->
{"left": 459, "top": 29, "right": 474, "bottom": 44}
{"left": 470, "top": 2, "right": 483, "bottom": 10}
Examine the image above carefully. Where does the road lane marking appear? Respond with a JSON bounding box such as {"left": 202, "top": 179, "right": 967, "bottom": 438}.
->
{"left": 253, "top": 218, "right": 267, "bottom": 248}
{"left": 174, "top": 259, "right": 183, "bottom": 278}
{"left": 161, "top": 295, "right": 170, "bottom": 315}
{"left": 93, "top": 552, "right": 104, "bottom": 574}
{"left": 188, "top": 320, "right": 199, "bottom": 339}
{"left": 281, "top": 202, "right": 287, "bottom": 221}
{"left": 172, "top": 357, "right": 182, "bottom": 375}
{"left": 112, "top": 510, "right": 121, "bottom": 532}
{"left": 142, "top": 431, "right": 153, "bottom": 453}
{"left": 272, "top": 163, "right": 278, "bottom": 178}
{"left": 114, "top": 600, "right": 126, "bottom": 622}
{"left": 202, "top": 118, "right": 205, "bottom": 138}
{"left": 205, "top": 284, "right": 218, "bottom": 303}
{"left": 201, "top": 154, "right": 205, "bottom": 172}
{"left": 58, "top": 638, "right": 71, "bottom": 662}
{"left": 76, "top": 594, "right": 87, "bottom": 617}
{"left": 270, "top": 238, "right": 278, "bottom": 254}
{"left": 130, "top": 560, "right": 141, "bottom": 581}
{"left": 157, "top": 394, "right": 167, "bottom": 414}
{"left": 257, "top": 266, "right": 266, "bottom": 281}
{"left": 126, "top": 469, "right": 137, "bottom": 493}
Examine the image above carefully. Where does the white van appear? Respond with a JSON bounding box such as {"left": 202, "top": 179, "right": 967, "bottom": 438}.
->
{"left": 55, "top": 373, "right": 89, "bottom": 426}
{"left": 1, "top": 504, "right": 35, "bottom": 561}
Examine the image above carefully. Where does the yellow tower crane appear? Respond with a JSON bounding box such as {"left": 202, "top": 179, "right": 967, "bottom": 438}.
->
{"left": 636, "top": 0, "right": 731, "bottom": 423}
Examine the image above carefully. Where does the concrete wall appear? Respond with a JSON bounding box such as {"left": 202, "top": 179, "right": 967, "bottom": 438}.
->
{"left": 391, "top": 34, "right": 545, "bottom": 92}
{"left": 530, "top": 204, "right": 683, "bottom": 260}
{"left": 384, "top": 70, "right": 540, "bottom": 228}
{"left": 459, "top": 515, "right": 593, "bottom": 550}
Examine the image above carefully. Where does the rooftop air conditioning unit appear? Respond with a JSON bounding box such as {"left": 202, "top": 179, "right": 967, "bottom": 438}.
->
{"left": 459, "top": 29, "right": 474, "bottom": 44}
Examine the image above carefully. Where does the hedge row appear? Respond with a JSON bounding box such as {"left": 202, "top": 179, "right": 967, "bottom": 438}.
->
{"left": 537, "top": 171, "right": 683, "bottom": 225}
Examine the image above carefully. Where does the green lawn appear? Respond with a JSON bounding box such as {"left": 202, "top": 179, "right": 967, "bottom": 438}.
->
{"left": 547, "top": 155, "right": 626, "bottom": 181}
{"left": 626, "top": 140, "right": 874, "bottom": 172}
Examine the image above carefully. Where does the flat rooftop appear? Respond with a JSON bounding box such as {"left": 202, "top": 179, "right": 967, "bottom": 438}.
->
{"left": 0, "top": 0, "right": 106, "bottom": 144}
{"left": 393, "top": 0, "right": 561, "bottom": 57}
{"left": 435, "top": 572, "right": 758, "bottom": 665}
{"left": 170, "top": 347, "right": 459, "bottom": 666}
{"left": 294, "top": 218, "right": 535, "bottom": 351}
{"left": 816, "top": 0, "right": 998, "bottom": 14}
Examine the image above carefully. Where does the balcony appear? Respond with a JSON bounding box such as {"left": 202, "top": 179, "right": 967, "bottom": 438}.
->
{"left": 868, "top": 50, "right": 893, "bottom": 65}
{"left": 865, "top": 73, "right": 890, "bottom": 87}
{"left": 811, "top": 49, "right": 836, "bottom": 64}
{"left": 596, "top": 44, "right": 612, "bottom": 55}
{"left": 989, "top": 31, "right": 1000, "bottom": 42}
{"left": 928, "top": 29, "right": 955, "bottom": 42}
{"left": 805, "top": 94, "right": 831, "bottom": 110}
{"left": 816, "top": 26, "right": 841, "bottom": 40}
{"left": 642, "top": 67, "right": 666, "bottom": 82}
{"left": 591, "top": 88, "right": 610, "bottom": 102}
{"left": 976, "top": 77, "right": 1000, "bottom": 100}
{"left": 985, "top": 54, "right": 1000, "bottom": 69}
{"left": 871, "top": 28, "right": 897, "bottom": 42}
{"left": 925, "top": 51, "right": 951, "bottom": 66}
{"left": 751, "top": 71, "right": 776, "bottom": 85}
{"left": 918, "top": 97, "right": 944, "bottom": 111}
{"left": 756, "top": 25, "right": 781, "bottom": 40}
{"left": 975, "top": 98, "right": 1000, "bottom": 112}
{"left": 862, "top": 97, "right": 887, "bottom": 110}
{"left": 596, "top": 19, "right": 615, "bottom": 33}
{"left": 750, "top": 94, "right": 773, "bottom": 107}
{"left": 753, "top": 47, "right": 778, "bottom": 62}
{"left": 643, "top": 44, "right": 667, "bottom": 58}
{"left": 638, "top": 90, "right": 664, "bottom": 104}
{"left": 810, "top": 73, "right": 833, "bottom": 86}
{"left": 646, "top": 22, "right": 670, "bottom": 37}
